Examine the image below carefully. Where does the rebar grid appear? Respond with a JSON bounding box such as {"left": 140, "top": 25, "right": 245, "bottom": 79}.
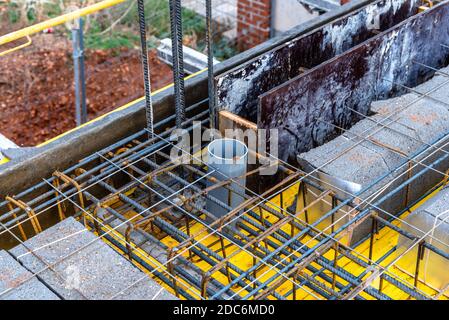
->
{"left": 2, "top": 68, "right": 449, "bottom": 299}
{"left": 1, "top": 117, "right": 449, "bottom": 300}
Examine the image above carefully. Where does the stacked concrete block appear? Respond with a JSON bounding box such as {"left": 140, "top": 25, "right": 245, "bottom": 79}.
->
{"left": 0, "top": 250, "right": 59, "bottom": 300}
{"left": 298, "top": 65, "right": 449, "bottom": 245}
{"left": 396, "top": 187, "right": 449, "bottom": 291}
{"left": 9, "top": 217, "right": 177, "bottom": 300}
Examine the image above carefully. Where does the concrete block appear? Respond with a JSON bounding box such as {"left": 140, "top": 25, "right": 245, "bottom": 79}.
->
{"left": 9, "top": 217, "right": 177, "bottom": 300}
{"left": 298, "top": 66, "right": 449, "bottom": 244}
{"left": 0, "top": 250, "right": 59, "bottom": 300}
{"left": 396, "top": 187, "right": 449, "bottom": 290}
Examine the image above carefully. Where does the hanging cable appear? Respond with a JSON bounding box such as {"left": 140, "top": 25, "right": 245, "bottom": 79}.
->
{"left": 206, "top": 0, "right": 216, "bottom": 130}
{"left": 169, "top": 0, "right": 186, "bottom": 128}
{"left": 137, "top": 0, "right": 154, "bottom": 139}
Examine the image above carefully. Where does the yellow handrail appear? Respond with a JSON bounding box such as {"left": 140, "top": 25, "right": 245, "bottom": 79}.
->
{"left": 0, "top": 0, "right": 127, "bottom": 46}
{"left": 0, "top": 35, "right": 32, "bottom": 57}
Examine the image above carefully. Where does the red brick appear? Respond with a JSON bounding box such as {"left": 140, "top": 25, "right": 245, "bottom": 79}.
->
{"left": 237, "top": 0, "right": 271, "bottom": 50}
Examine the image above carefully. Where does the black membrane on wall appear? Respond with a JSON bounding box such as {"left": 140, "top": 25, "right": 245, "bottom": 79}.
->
{"left": 258, "top": 1, "right": 449, "bottom": 162}
{"left": 215, "top": 0, "right": 421, "bottom": 122}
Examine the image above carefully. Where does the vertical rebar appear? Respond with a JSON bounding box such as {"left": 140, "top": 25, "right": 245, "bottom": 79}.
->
{"left": 206, "top": 0, "right": 216, "bottom": 129}
{"left": 169, "top": 0, "right": 186, "bottom": 128}
{"left": 378, "top": 275, "right": 384, "bottom": 294}
{"left": 332, "top": 242, "right": 338, "bottom": 291}
{"left": 368, "top": 216, "right": 377, "bottom": 263}
{"left": 137, "top": 0, "right": 154, "bottom": 138}
{"left": 414, "top": 241, "right": 426, "bottom": 288}
{"left": 72, "top": 18, "right": 87, "bottom": 126}
{"left": 331, "top": 195, "right": 336, "bottom": 234}
{"left": 301, "top": 183, "right": 309, "bottom": 223}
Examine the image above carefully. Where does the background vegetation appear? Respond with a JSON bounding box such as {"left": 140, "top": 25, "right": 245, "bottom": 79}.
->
{"left": 0, "top": 0, "right": 238, "bottom": 60}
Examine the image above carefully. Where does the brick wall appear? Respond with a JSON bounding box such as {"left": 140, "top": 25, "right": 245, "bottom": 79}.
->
{"left": 237, "top": 0, "right": 272, "bottom": 50}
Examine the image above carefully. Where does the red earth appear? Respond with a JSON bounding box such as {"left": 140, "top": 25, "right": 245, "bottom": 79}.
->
{"left": 0, "top": 34, "right": 173, "bottom": 146}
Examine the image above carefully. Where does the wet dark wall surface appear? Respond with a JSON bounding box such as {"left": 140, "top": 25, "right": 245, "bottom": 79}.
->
{"left": 215, "top": 0, "right": 420, "bottom": 122}
{"left": 258, "top": 2, "right": 449, "bottom": 162}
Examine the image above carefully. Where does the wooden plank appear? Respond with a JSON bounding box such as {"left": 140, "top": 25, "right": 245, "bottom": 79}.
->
{"left": 218, "top": 110, "right": 257, "bottom": 137}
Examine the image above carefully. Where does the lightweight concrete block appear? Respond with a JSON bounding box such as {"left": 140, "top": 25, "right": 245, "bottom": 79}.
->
{"left": 396, "top": 187, "right": 449, "bottom": 290}
{"left": 9, "top": 217, "right": 177, "bottom": 300}
{"left": 0, "top": 250, "right": 59, "bottom": 300}
{"left": 298, "top": 66, "right": 449, "bottom": 244}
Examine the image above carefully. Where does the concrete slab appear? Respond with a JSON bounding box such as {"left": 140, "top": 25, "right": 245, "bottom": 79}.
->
{"left": 0, "top": 250, "right": 59, "bottom": 300}
{"left": 157, "top": 38, "right": 220, "bottom": 74}
{"left": 371, "top": 65, "right": 449, "bottom": 115}
{"left": 9, "top": 217, "right": 177, "bottom": 300}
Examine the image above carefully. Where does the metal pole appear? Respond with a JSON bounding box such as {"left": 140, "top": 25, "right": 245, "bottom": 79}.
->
{"left": 72, "top": 18, "right": 87, "bottom": 126}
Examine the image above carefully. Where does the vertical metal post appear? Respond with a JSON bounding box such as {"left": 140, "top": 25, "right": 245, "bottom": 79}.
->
{"left": 72, "top": 18, "right": 87, "bottom": 126}
{"left": 332, "top": 242, "right": 338, "bottom": 290}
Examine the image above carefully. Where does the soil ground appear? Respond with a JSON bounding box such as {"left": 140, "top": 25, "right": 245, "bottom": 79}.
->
{"left": 0, "top": 34, "right": 173, "bottom": 146}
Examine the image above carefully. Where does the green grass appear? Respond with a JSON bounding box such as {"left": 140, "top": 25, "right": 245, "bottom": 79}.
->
{"left": 6, "top": 2, "right": 20, "bottom": 24}
{"left": 122, "top": 0, "right": 206, "bottom": 39}
{"left": 84, "top": 31, "right": 139, "bottom": 50}
{"left": 83, "top": 19, "right": 139, "bottom": 50}
{"left": 2, "top": 0, "right": 238, "bottom": 60}
{"left": 4, "top": 1, "right": 62, "bottom": 25}
{"left": 44, "top": 2, "right": 63, "bottom": 18}
{"left": 83, "top": 0, "right": 205, "bottom": 52}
